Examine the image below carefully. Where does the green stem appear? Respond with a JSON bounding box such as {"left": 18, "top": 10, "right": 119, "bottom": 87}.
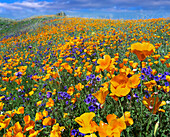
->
{"left": 140, "top": 61, "right": 143, "bottom": 137}
{"left": 140, "top": 61, "right": 143, "bottom": 117}
{"left": 146, "top": 91, "right": 158, "bottom": 135}
{"left": 118, "top": 99, "right": 124, "bottom": 115}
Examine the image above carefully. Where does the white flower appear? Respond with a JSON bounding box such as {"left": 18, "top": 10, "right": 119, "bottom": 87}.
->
{"left": 166, "top": 100, "right": 170, "bottom": 104}
{"left": 133, "top": 69, "right": 137, "bottom": 71}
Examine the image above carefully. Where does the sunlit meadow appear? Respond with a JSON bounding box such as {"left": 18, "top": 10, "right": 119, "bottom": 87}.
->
{"left": 0, "top": 15, "right": 170, "bottom": 137}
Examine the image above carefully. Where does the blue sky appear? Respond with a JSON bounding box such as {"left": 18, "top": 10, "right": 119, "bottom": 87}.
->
{"left": 0, "top": 0, "right": 170, "bottom": 19}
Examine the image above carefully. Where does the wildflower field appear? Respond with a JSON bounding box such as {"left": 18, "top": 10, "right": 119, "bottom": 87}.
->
{"left": 0, "top": 15, "right": 169, "bottom": 137}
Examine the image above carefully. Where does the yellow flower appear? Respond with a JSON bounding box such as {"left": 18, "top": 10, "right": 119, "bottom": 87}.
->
{"left": 131, "top": 42, "right": 155, "bottom": 61}
{"left": 67, "top": 86, "right": 75, "bottom": 95}
{"left": 46, "top": 98, "right": 54, "bottom": 107}
{"left": 75, "top": 83, "right": 84, "bottom": 91}
{"left": 0, "top": 102, "right": 4, "bottom": 111}
{"left": 110, "top": 74, "right": 131, "bottom": 98}
{"left": 16, "top": 107, "right": 24, "bottom": 114}
{"left": 35, "top": 112, "right": 43, "bottom": 121}
{"left": 92, "top": 87, "right": 109, "bottom": 105}
{"left": 85, "top": 134, "right": 97, "bottom": 137}
{"left": 50, "top": 123, "right": 65, "bottom": 137}
{"left": 97, "top": 55, "right": 111, "bottom": 71}
{"left": 75, "top": 112, "right": 98, "bottom": 134}
{"left": 29, "top": 91, "right": 34, "bottom": 96}
{"left": 142, "top": 96, "right": 166, "bottom": 114}
{"left": 24, "top": 115, "right": 30, "bottom": 125}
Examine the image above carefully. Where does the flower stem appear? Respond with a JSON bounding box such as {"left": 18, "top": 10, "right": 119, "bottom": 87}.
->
{"left": 140, "top": 61, "right": 143, "bottom": 136}
{"left": 118, "top": 99, "right": 124, "bottom": 115}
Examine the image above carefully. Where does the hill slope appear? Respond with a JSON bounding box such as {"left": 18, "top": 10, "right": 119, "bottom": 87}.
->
{"left": 0, "top": 15, "right": 64, "bottom": 39}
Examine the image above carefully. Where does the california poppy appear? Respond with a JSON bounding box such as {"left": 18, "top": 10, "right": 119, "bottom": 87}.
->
{"left": 75, "top": 112, "right": 98, "bottom": 134}
{"left": 92, "top": 86, "right": 109, "bottom": 105}
{"left": 142, "top": 96, "right": 166, "bottom": 114}
{"left": 131, "top": 42, "right": 155, "bottom": 61}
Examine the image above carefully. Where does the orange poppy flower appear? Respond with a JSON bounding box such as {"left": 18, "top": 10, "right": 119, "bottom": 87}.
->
{"left": 50, "top": 123, "right": 65, "bottom": 137}
{"left": 29, "top": 129, "right": 42, "bottom": 137}
{"left": 128, "top": 74, "right": 141, "bottom": 88}
{"left": 142, "top": 96, "right": 166, "bottom": 114}
{"left": 46, "top": 98, "right": 54, "bottom": 107}
{"left": 97, "top": 112, "right": 131, "bottom": 137}
{"left": 43, "top": 117, "right": 56, "bottom": 126}
{"left": 24, "top": 115, "right": 31, "bottom": 125}
{"left": 43, "top": 109, "right": 48, "bottom": 117}
{"left": 14, "top": 122, "right": 23, "bottom": 134}
{"left": 131, "top": 42, "right": 155, "bottom": 61}
{"left": 0, "top": 102, "right": 4, "bottom": 111}
{"left": 67, "top": 86, "right": 75, "bottom": 96}
{"left": 97, "top": 55, "right": 111, "bottom": 71}
{"left": 84, "top": 134, "right": 97, "bottom": 137}
{"left": 110, "top": 74, "right": 131, "bottom": 97}
{"left": 35, "top": 112, "right": 43, "bottom": 121}
{"left": 0, "top": 118, "right": 11, "bottom": 130}
{"left": 75, "top": 83, "right": 84, "bottom": 91}
{"left": 120, "top": 112, "right": 134, "bottom": 126}
{"left": 24, "top": 120, "right": 35, "bottom": 132}
{"left": 92, "top": 87, "right": 109, "bottom": 105}
{"left": 15, "top": 132, "right": 25, "bottom": 137}
{"left": 75, "top": 112, "right": 98, "bottom": 134}
{"left": 18, "top": 107, "right": 24, "bottom": 114}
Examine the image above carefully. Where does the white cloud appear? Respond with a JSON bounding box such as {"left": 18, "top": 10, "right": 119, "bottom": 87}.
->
{"left": 0, "top": 3, "right": 23, "bottom": 10}
{"left": 0, "top": 0, "right": 170, "bottom": 19}
{"left": 13, "top": 1, "right": 49, "bottom": 8}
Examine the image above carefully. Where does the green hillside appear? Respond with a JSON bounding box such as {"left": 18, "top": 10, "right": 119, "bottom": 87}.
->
{"left": 0, "top": 15, "right": 64, "bottom": 39}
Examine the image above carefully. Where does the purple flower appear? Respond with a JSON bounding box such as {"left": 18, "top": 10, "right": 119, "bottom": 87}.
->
{"left": 141, "top": 68, "right": 147, "bottom": 74}
{"left": 43, "top": 125, "right": 46, "bottom": 128}
{"left": 149, "top": 74, "right": 154, "bottom": 79}
{"left": 39, "top": 92, "right": 42, "bottom": 97}
{"left": 46, "top": 92, "right": 52, "bottom": 98}
{"left": 89, "top": 80, "right": 93, "bottom": 84}
{"left": 89, "top": 105, "right": 95, "bottom": 112}
{"left": 90, "top": 74, "right": 95, "bottom": 79}
{"left": 71, "top": 129, "right": 77, "bottom": 136}
{"left": 154, "top": 76, "right": 160, "bottom": 81}
{"left": 138, "top": 84, "right": 141, "bottom": 87}
{"left": 86, "top": 75, "right": 90, "bottom": 81}
{"left": 66, "top": 101, "right": 69, "bottom": 105}
{"left": 160, "top": 74, "right": 166, "bottom": 80}
{"left": 133, "top": 93, "right": 139, "bottom": 98}
{"left": 15, "top": 72, "right": 22, "bottom": 78}
{"left": 43, "top": 84, "right": 47, "bottom": 88}
{"left": 145, "top": 94, "right": 150, "bottom": 98}
{"left": 64, "top": 86, "right": 67, "bottom": 90}
{"left": 140, "top": 75, "right": 145, "bottom": 80}
{"left": 127, "top": 74, "right": 132, "bottom": 78}
{"left": 164, "top": 72, "right": 170, "bottom": 75}
{"left": 84, "top": 97, "right": 91, "bottom": 104}
{"left": 127, "top": 95, "right": 131, "bottom": 100}
{"left": 96, "top": 77, "right": 101, "bottom": 82}
{"left": 165, "top": 82, "right": 169, "bottom": 86}
{"left": 145, "top": 70, "right": 151, "bottom": 76}
{"left": 6, "top": 97, "right": 11, "bottom": 100}
{"left": 92, "top": 98, "right": 97, "bottom": 104}
{"left": 28, "top": 46, "right": 32, "bottom": 49}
